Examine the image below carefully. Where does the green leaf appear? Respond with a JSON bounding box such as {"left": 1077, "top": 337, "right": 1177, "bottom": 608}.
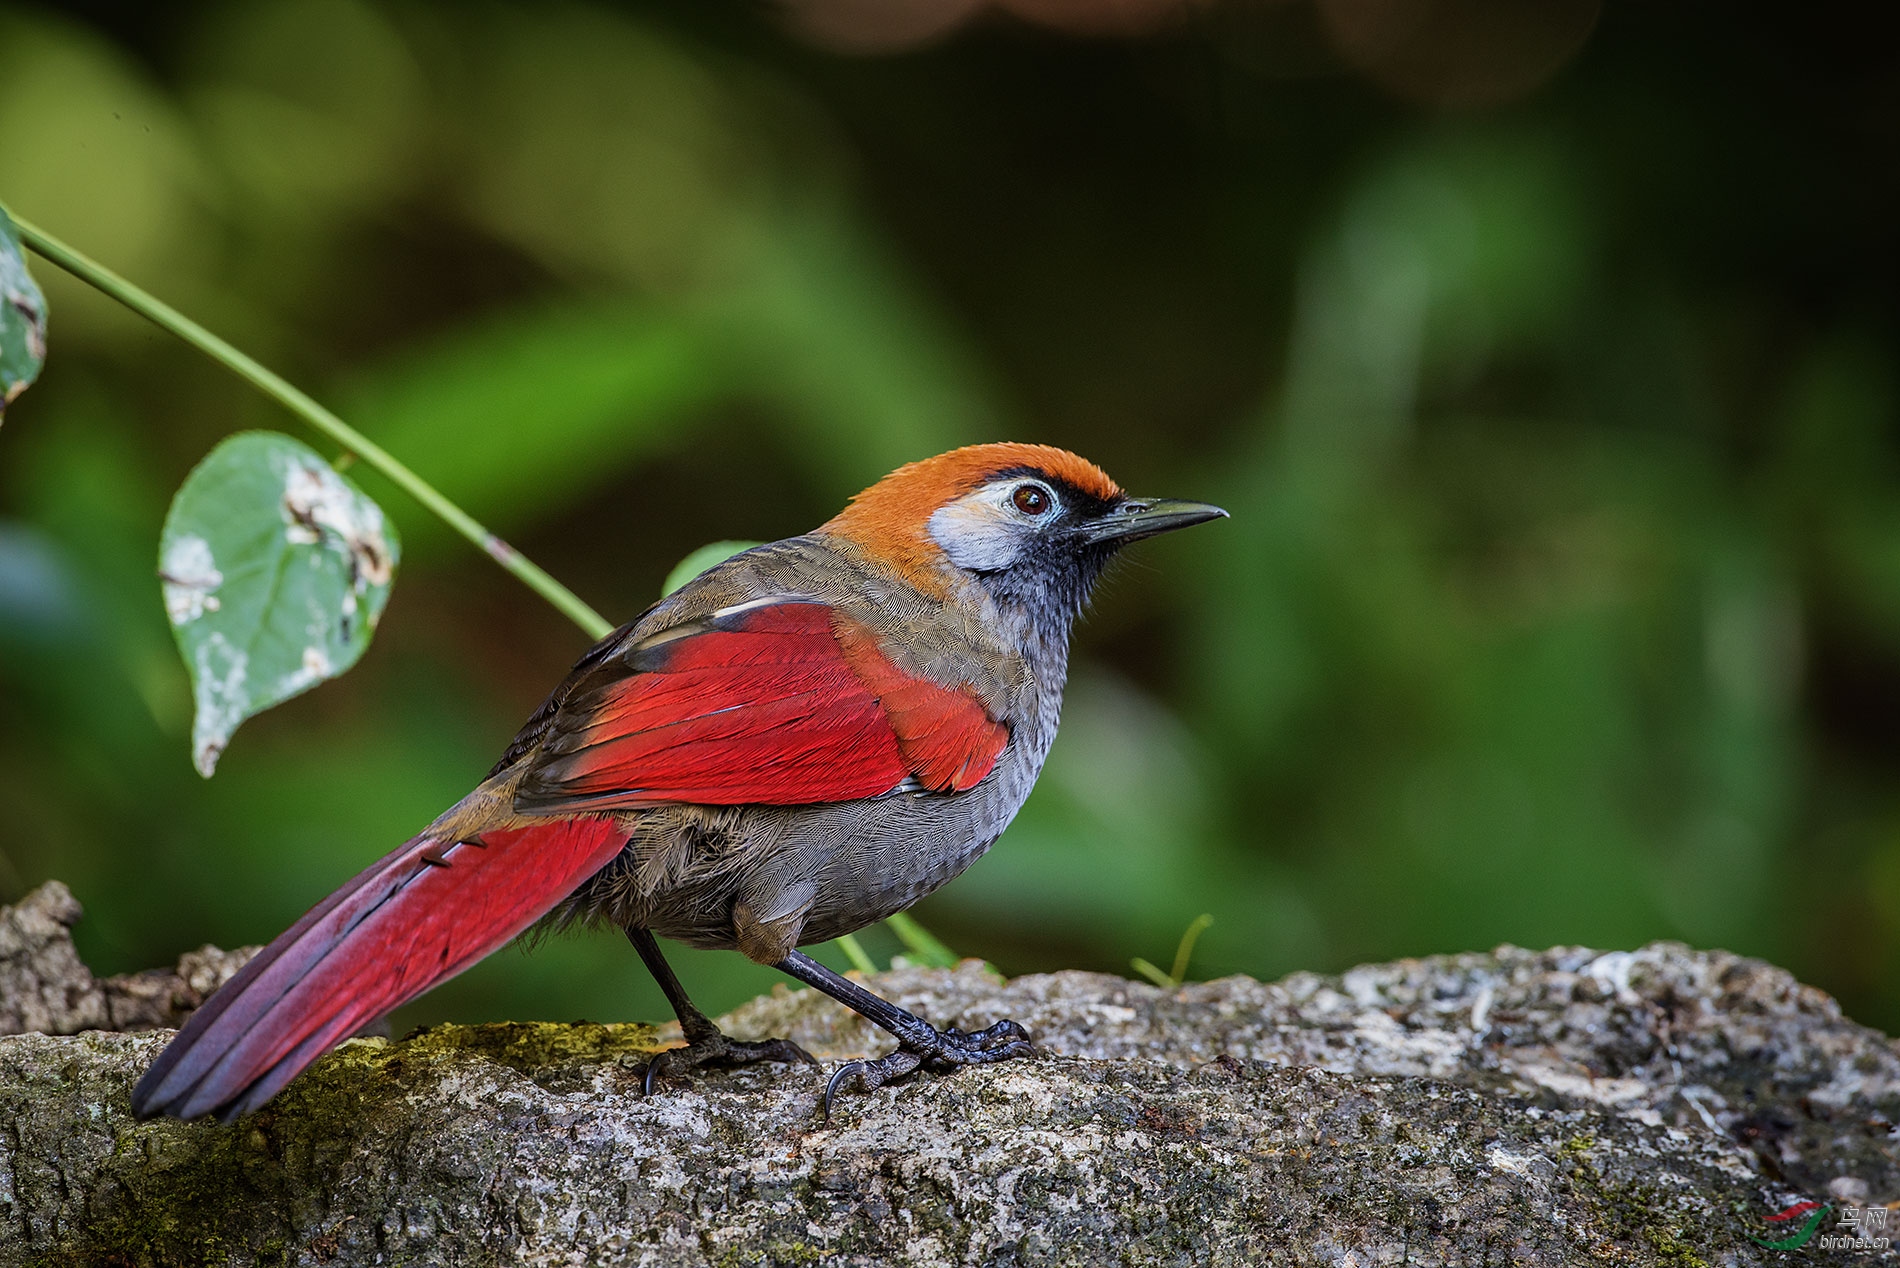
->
{"left": 885, "top": 912, "right": 958, "bottom": 968}
{"left": 0, "top": 205, "right": 48, "bottom": 419}
{"left": 160, "top": 431, "right": 400, "bottom": 777}
{"left": 661, "top": 540, "right": 759, "bottom": 596}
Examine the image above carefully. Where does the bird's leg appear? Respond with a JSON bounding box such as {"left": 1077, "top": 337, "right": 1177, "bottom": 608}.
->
{"left": 773, "top": 949, "right": 1033, "bottom": 1115}
{"left": 627, "top": 926, "right": 816, "bottom": 1094}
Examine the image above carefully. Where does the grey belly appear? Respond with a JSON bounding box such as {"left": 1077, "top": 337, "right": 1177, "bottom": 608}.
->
{"left": 793, "top": 792, "right": 1012, "bottom": 944}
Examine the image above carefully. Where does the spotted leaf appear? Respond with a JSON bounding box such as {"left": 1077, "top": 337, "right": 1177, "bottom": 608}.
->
{"left": 0, "top": 206, "right": 47, "bottom": 420}
{"left": 161, "top": 432, "right": 400, "bottom": 776}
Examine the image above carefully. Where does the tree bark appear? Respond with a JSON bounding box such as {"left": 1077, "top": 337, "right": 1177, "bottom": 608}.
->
{"left": 1, "top": 881, "right": 1892, "bottom": 1265}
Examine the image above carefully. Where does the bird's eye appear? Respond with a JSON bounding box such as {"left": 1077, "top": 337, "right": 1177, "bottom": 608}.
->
{"left": 1012, "top": 483, "right": 1052, "bottom": 516}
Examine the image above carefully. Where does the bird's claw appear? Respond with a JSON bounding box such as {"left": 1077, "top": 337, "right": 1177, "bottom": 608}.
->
{"left": 821, "top": 1018, "right": 1034, "bottom": 1120}
{"left": 640, "top": 1032, "right": 818, "bottom": 1096}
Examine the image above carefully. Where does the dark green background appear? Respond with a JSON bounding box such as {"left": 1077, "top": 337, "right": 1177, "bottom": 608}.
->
{"left": 2, "top": 0, "right": 1896, "bottom": 1034}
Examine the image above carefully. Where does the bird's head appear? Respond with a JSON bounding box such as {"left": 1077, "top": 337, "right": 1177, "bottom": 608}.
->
{"left": 820, "top": 443, "right": 1226, "bottom": 630}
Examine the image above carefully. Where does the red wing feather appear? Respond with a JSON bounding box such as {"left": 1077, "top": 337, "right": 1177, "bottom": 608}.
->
{"left": 832, "top": 621, "right": 1009, "bottom": 793}
{"left": 520, "top": 602, "right": 1009, "bottom": 809}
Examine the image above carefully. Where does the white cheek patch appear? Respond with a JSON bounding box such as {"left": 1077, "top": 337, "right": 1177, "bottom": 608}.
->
{"left": 929, "top": 499, "right": 1025, "bottom": 572}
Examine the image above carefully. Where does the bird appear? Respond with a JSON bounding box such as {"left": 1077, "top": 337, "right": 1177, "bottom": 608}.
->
{"left": 131, "top": 443, "right": 1226, "bottom": 1122}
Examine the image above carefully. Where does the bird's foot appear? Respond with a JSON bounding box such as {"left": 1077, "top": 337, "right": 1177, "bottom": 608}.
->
{"left": 822, "top": 1018, "right": 1033, "bottom": 1118}
{"left": 640, "top": 1028, "right": 818, "bottom": 1096}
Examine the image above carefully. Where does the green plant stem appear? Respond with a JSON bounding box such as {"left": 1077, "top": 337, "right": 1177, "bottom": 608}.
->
{"left": 9, "top": 212, "right": 614, "bottom": 642}
{"left": 14, "top": 209, "right": 954, "bottom": 976}
{"left": 1129, "top": 957, "right": 1174, "bottom": 989}
{"left": 1131, "top": 914, "right": 1215, "bottom": 989}
{"left": 835, "top": 934, "right": 877, "bottom": 976}
{"left": 887, "top": 912, "right": 958, "bottom": 968}
{"left": 1169, "top": 913, "right": 1214, "bottom": 985}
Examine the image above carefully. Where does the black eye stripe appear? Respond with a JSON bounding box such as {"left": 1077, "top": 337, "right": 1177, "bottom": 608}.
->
{"left": 987, "top": 466, "right": 1120, "bottom": 521}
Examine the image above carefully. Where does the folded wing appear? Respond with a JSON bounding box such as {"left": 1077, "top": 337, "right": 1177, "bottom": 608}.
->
{"left": 515, "top": 601, "right": 1009, "bottom": 811}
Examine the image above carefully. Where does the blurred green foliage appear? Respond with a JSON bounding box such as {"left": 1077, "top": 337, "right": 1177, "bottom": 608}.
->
{"left": 1, "top": 1, "right": 1895, "bottom": 1035}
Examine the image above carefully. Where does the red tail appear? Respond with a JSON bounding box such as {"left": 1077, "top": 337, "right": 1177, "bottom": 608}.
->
{"left": 132, "top": 817, "right": 629, "bottom": 1121}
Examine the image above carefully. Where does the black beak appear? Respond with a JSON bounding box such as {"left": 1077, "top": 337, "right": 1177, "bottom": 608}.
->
{"left": 1084, "top": 497, "right": 1229, "bottom": 545}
